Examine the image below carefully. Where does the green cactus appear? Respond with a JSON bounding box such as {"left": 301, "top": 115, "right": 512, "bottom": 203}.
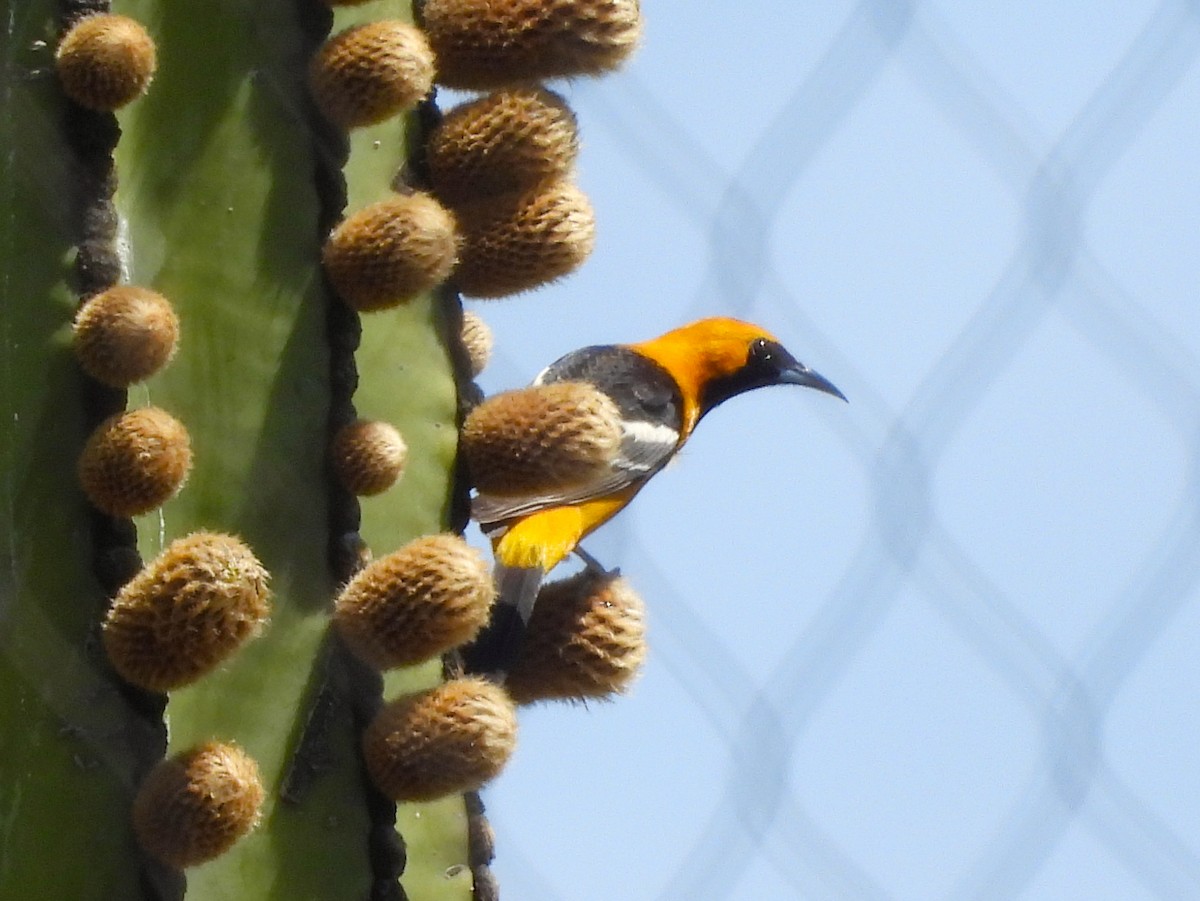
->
{"left": 0, "top": 0, "right": 475, "bottom": 898}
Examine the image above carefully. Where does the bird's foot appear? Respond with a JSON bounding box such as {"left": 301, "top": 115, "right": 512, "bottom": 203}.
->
{"left": 574, "top": 545, "right": 620, "bottom": 578}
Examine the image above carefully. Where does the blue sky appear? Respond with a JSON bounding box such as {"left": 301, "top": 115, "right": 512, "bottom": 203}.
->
{"left": 461, "top": 3, "right": 1200, "bottom": 898}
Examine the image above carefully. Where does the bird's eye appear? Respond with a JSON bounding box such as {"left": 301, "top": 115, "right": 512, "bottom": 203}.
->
{"left": 750, "top": 337, "right": 772, "bottom": 361}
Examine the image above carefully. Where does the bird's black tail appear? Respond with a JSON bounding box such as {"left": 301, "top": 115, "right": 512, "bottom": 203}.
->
{"left": 461, "top": 564, "right": 544, "bottom": 680}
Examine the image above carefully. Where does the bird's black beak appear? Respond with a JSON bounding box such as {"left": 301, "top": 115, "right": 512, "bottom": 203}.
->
{"left": 778, "top": 360, "right": 848, "bottom": 402}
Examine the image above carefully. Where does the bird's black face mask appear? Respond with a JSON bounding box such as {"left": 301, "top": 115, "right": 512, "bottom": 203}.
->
{"left": 699, "top": 338, "right": 846, "bottom": 415}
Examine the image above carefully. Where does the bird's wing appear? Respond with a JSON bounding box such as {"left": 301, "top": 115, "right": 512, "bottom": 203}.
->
{"left": 471, "top": 423, "right": 677, "bottom": 525}
{"left": 472, "top": 345, "right": 686, "bottom": 528}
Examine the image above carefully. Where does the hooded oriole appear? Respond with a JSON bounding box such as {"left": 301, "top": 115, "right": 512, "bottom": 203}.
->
{"left": 463, "top": 317, "right": 845, "bottom": 676}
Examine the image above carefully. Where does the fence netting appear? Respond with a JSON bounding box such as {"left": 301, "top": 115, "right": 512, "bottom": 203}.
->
{"left": 479, "top": 3, "right": 1200, "bottom": 899}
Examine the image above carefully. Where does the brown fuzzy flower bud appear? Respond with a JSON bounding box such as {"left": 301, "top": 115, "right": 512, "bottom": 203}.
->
{"left": 506, "top": 569, "right": 646, "bottom": 704}
{"left": 133, "top": 741, "right": 265, "bottom": 868}
{"left": 323, "top": 193, "right": 458, "bottom": 312}
{"left": 102, "top": 532, "right": 271, "bottom": 692}
{"left": 330, "top": 419, "right": 407, "bottom": 496}
{"left": 310, "top": 21, "right": 435, "bottom": 128}
{"left": 73, "top": 285, "right": 179, "bottom": 387}
{"left": 454, "top": 179, "right": 594, "bottom": 298}
{"left": 427, "top": 88, "right": 579, "bottom": 205}
{"left": 460, "top": 310, "right": 493, "bottom": 377}
{"left": 364, "top": 678, "right": 517, "bottom": 801}
{"left": 462, "top": 381, "right": 621, "bottom": 495}
{"left": 422, "top": 0, "right": 642, "bottom": 90}
{"left": 79, "top": 407, "right": 192, "bottom": 517}
{"left": 335, "top": 533, "right": 493, "bottom": 669}
{"left": 55, "top": 14, "right": 157, "bottom": 111}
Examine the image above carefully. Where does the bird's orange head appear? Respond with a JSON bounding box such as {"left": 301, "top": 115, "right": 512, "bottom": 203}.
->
{"left": 631, "top": 317, "right": 845, "bottom": 430}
